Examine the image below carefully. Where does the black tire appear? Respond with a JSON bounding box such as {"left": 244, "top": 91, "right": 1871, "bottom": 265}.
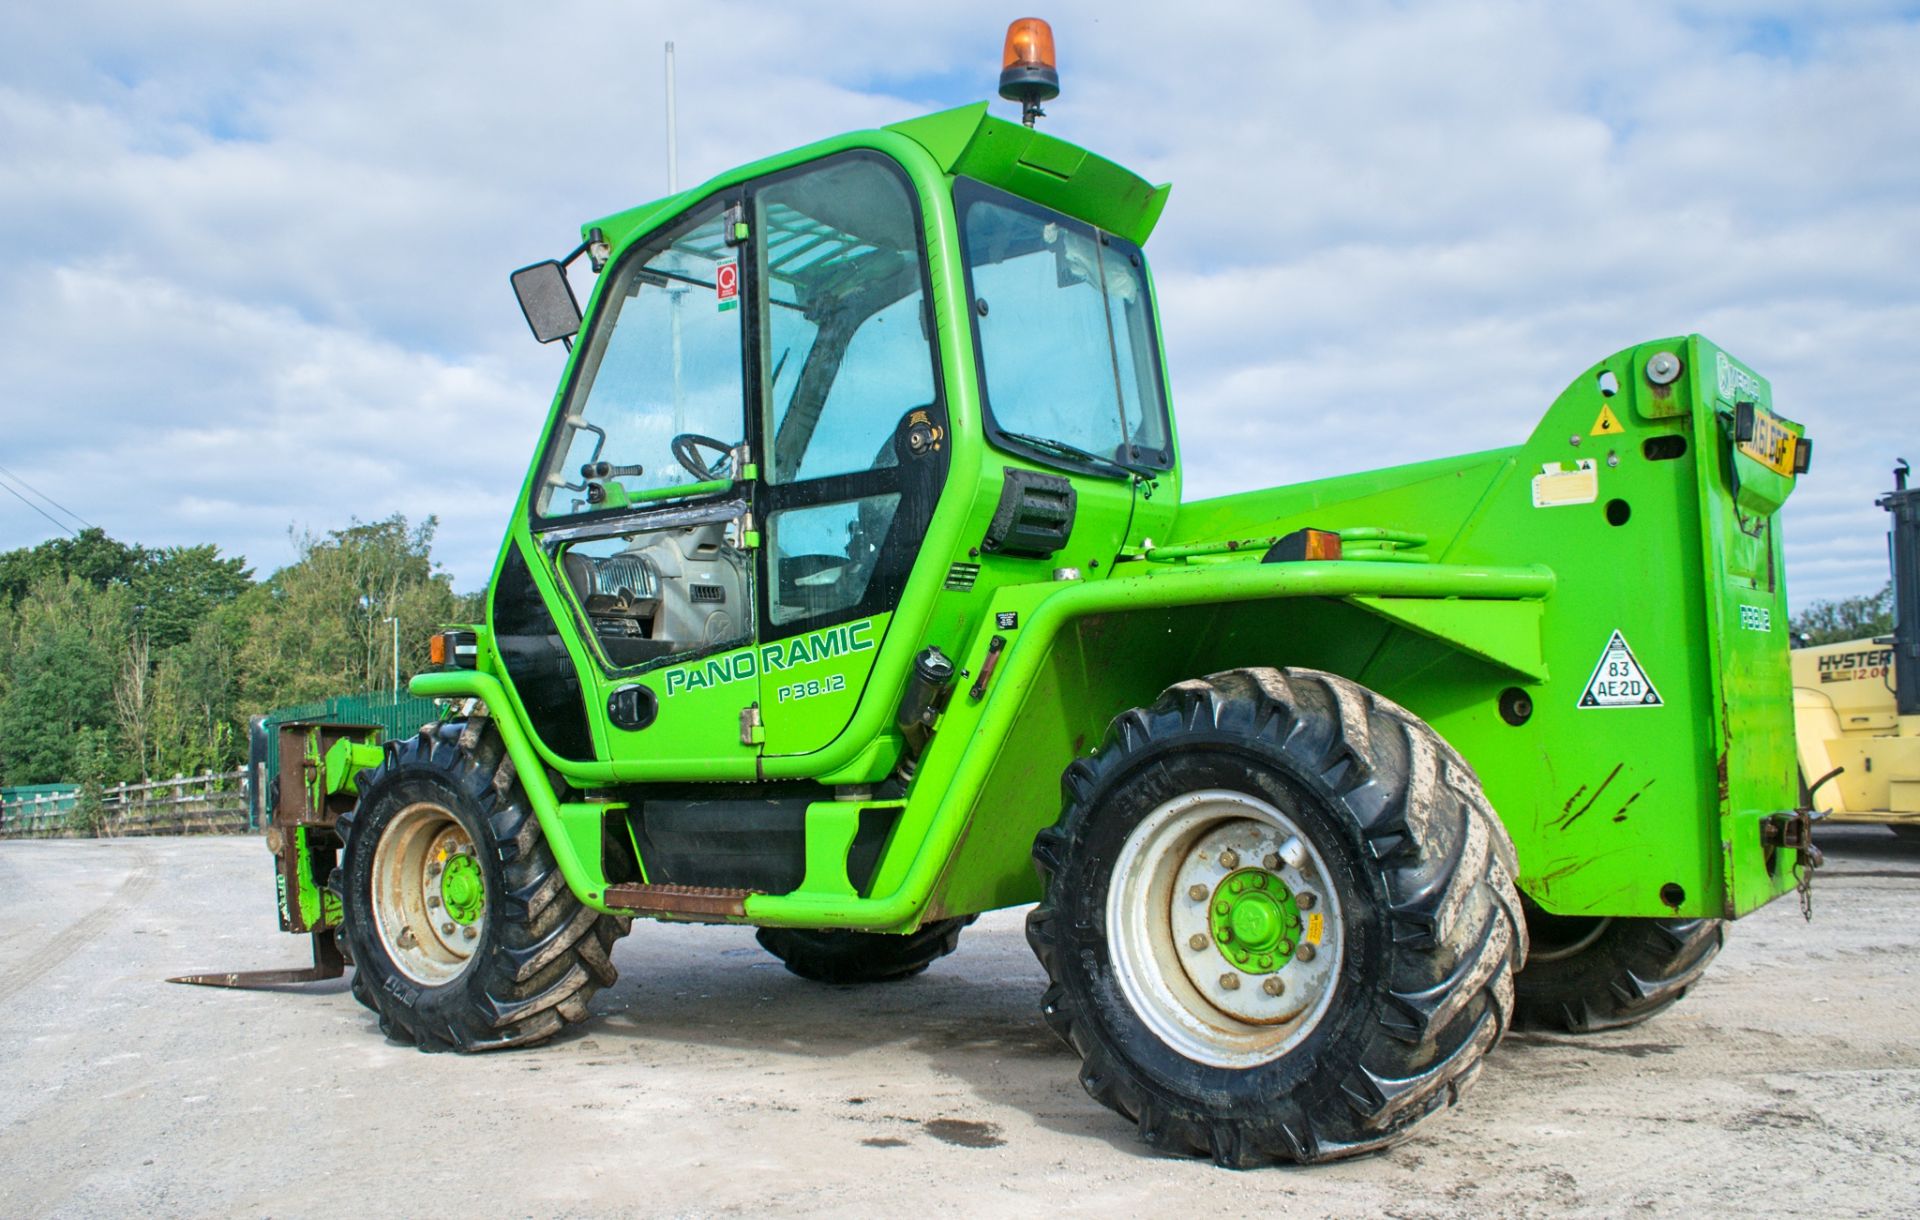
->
{"left": 1512, "top": 905, "right": 1723, "bottom": 1033}
{"left": 756, "top": 916, "right": 976, "bottom": 984}
{"left": 1890, "top": 824, "right": 1920, "bottom": 845}
{"left": 332, "top": 715, "right": 630, "bottom": 1052}
{"left": 1028, "top": 668, "right": 1526, "bottom": 1167}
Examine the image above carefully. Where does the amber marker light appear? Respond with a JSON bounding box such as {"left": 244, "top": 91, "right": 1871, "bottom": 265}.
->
{"left": 1263, "top": 529, "right": 1344, "bottom": 563}
{"left": 999, "top": 17, "right": 1060, "bottom": 127}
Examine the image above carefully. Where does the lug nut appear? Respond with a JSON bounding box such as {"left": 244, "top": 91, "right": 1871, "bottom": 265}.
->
{"left": 1263, "top": 977, "right": 1285, "bottom": 996}
{"left": 1188, "top": 884, "right": 1208, "bottom": 901}
{"left": 428, "top": 895, "right": 441, "bottom": 908}
{"left": 1262, "top": 853, "right": 1280, "bottom": 870}
{"left": 462, "top": 927, "right": 478, "bottom": 941}
{"left": 1214, "top": 900, "right": 1230, "bottom": 916}
{"left": 1252, "top": 873, "right": 1268, "bottom": 889}
{"left": 1215, "top": 928, "right": 1231, "bottom": 944}
{"left": 1233, "top": 949, "right": 1249, "bottom": 964}
{"left": 1218, "top": 849, "right": 1240, "bottom": 870}
{"left": 429, "top": 861, "right": 442, "bottom": 877}
{"left": 1189, "top": 933, "right": 1209, "bottom": 951}
{"left": 1229, "top": 877, "right": 1244, "bottom": 893}
{"left": 1219, "top": 974, "right": 1241, "bottom": 991}
{"left": 1297, "top": 892, "right": 1316, "bottom": 911}
{"left": 1297, "top": 943, "right": 1317, "bottom": 962}
{"left": 1258, "top": 954, "right": 1273, "bottom": 970}
{"left": 441, "top": 922, "right": 455, "bottom": 936}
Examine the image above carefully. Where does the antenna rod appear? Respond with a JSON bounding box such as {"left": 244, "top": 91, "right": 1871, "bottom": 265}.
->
{"left": 664, "top": 41, "right": 680, "bottom": 193}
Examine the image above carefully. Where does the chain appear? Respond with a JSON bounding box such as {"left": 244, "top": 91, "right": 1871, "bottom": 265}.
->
{"left": 1794, "top": 849, "right": 1814, "bottom": 922}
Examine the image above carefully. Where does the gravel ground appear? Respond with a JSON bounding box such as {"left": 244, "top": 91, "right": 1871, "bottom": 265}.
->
{"left": 1, "top": 828, "right": 1916, "bottom": 1218}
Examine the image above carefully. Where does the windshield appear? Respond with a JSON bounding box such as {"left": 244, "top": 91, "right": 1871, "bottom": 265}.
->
{"left": 956, "top": 180, "right": 1172, "bottom": 476}
{"left": 536, "top": 204, "right": 745, "bottom": 518}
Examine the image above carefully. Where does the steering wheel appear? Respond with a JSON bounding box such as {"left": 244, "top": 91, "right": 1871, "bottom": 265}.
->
{"left": 671, "top": 433, "right": 735, "bottom": 481}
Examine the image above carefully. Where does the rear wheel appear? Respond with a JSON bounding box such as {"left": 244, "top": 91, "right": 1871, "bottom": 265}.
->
{"left": 1028, "top": 669, "right": 1526, "bottom": 1167}
{"left": 1512, "top": 902, "right": 1722, "bottom": 1033}
{"left": 333, "top": 715, "right": 629, "bottom": 1051}
{"left": 756, "top": 917, "right": 975, "bottom": 984}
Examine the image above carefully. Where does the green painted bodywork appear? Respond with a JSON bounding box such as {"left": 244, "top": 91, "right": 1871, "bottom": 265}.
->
{"left": 397, "top": 103, "right": 1806, "bottom": 936}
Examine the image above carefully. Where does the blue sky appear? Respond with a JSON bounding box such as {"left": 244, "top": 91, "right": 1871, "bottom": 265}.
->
{"left": 1, "top": 1, "right": 1916, "bottom": 608}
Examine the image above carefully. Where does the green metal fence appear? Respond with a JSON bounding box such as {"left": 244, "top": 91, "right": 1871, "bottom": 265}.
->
{"left": 0, "top": 784, "right": 81, "bottom": 835}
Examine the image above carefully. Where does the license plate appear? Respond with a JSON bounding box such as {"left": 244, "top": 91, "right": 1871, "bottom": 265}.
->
{"left": 1738, "top": 404, "right": 1799, "bottom": 477}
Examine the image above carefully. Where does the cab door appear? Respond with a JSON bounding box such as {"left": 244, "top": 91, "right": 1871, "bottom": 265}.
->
{"left": 745, "top": 153, "right": 951, "bottom": 759}
{"left": 500, "top": 191, "right": 762, "bottom": 778}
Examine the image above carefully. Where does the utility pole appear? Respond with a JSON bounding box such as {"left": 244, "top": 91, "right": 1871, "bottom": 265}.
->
{"left": 665, "top": 41, "right": 680, "bottom": 193}
{"left": 665, "top": 40, "right": 685, "bottom": 439}
{"left": 384, "top": 616, "right": 400, "bottom": 694}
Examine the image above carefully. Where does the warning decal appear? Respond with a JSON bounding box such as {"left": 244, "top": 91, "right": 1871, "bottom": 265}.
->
{"left": 1590, "top": 404, "right": 1624, "bottom": 436}
{"left": 1579, "top": 630, "right": 1663, "bottom": 708}
{"left": 716, "top": 260, "right": 739, "bottom": 311}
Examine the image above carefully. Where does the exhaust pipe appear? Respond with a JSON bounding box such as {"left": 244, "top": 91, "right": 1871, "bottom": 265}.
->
{"left": 1881, "top": 459, "right": 1918, "bottom": 716}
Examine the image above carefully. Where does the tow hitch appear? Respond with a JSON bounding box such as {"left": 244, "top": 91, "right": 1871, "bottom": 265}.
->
{"left": 1761, "top": 808, "right": 1824, "bottom": 921}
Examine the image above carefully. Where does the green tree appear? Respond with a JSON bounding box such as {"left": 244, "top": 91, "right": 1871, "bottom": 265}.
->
{"left": 131, "top": 544, "right": 253, "bottom": 650}
{"left": 151, "top": 617, "right": 242, "bottom": 775}
{"left": 0, "top": 528, "right": 141, "bottom": 607}
{"left": 0, "top": 575, "right": 133, "bottom": 784}
{"left": 1791, "top": 581, "right": 1894, "bottom": 648}
{"left": 231, "top": 514, "right": 465, "bottom": 710}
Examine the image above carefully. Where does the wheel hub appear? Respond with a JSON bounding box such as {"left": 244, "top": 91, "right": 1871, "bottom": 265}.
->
{"left": 1210, "top": 868, "right": 1302, "bottom": 972}
{"left": 440, "top": 853, "right": 484, "bottom": 925}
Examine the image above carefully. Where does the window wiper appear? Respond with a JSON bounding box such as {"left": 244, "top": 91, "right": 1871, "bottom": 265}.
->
{"left": 999, "top": 429, "right": 1155, "bottom": 479}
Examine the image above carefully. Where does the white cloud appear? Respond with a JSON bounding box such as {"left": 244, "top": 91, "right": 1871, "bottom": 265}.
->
{"left": 0, "top": 0, "right": 1914, "bottom": 611}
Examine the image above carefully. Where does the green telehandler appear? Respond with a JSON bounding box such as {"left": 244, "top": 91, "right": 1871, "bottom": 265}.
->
{"left": 181, "top": 21, "right": 1819, "bottom": 1166}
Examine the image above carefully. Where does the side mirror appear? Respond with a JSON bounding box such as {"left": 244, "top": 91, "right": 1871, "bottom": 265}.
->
{"left": 511, "top": 260, "right": 582, "bottom": 345}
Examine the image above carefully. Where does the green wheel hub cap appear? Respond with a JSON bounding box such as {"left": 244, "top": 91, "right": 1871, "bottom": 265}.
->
{"left": 1209, "top": 868, "right": 1302, "bottom": 973}
{"left": 441, "top": 854, "right": 484, "bottom": 925}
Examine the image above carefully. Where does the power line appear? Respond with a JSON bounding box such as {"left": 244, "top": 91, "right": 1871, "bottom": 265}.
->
{"left": 0, "top": 461, "right": 96, "bottom": 530}
{"left": 0, "top": 474, "right": 77, "bottom": 537}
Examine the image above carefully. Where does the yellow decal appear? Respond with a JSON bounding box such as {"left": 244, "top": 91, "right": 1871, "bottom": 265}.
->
{"left": 1590, "top": 404, "right": 1624, "bottom": 436}
{"left": 1306, "top": 912, "right": 1324, "bottom": 945}
{"left": 1531, "top": 459, "right": 1598, "bottom": 507}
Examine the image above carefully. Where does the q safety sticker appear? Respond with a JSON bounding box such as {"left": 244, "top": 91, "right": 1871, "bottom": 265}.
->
{"left": 1578, "top": 630, "right": 1664, "bottom": 708}
{"left": 715, "top": 260, "right": 739, "bottom": 311}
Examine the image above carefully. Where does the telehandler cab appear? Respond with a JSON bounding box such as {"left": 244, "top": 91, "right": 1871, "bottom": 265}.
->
{"left": 185, "top": 21, "right": 1817, "bottom": 1166}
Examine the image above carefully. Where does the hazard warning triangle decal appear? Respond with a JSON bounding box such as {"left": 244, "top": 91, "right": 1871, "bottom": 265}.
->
{"left": 1578, "top": 630, "right": 1663, "bottom": 708}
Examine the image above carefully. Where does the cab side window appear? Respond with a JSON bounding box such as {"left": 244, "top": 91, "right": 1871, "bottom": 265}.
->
{"left": 754, "top": 156, "right": 945, "bottom": 632}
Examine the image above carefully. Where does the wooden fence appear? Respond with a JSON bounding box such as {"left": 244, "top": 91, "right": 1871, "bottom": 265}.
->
{"left": 0, "top": 769, "right": 251, "bottom": 839}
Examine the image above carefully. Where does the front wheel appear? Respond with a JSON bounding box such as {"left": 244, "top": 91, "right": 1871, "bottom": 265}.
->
{"left": 1028, "top": 669, "right": 1526, "bottom": 1167}
{"left": 333, "top": 715, "right": 629, "bottom": 1051}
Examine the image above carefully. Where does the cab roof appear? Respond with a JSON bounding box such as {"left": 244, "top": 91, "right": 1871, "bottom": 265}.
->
{"left": 885, "top": 103, "right": 1170, "bottom": 246}
{"left": 582, "top": 102, "right": 1170, "bottom": 254}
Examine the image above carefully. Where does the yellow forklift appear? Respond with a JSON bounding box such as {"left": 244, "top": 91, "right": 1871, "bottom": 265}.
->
{"left": 1794, "top": 460, "right": 1919, "bottom": 837}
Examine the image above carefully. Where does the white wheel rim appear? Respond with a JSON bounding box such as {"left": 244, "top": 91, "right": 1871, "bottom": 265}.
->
{"left": 1106, "top": 788, "right": 1346, "bottom": 1069}
{"left": 371, "top": 801, "right": 483, "bottom": 986}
